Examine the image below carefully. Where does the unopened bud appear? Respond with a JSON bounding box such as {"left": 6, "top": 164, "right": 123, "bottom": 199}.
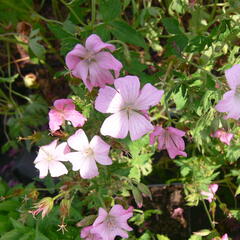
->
{"left": 60, "top": 199, "right": 71, "bottom": 219}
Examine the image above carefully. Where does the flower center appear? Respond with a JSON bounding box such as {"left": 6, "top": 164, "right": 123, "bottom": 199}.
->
{"left": 84, "top": 147, "right": 94, "bottom": 157}
{"left": 235, "top": 85, "right": 240, "bottom": 95}
{"left": 84, "top": 51, "right": 95, "bottom": 63}
{"left": 105, "top": 215, "right": 117, "bottom": 230}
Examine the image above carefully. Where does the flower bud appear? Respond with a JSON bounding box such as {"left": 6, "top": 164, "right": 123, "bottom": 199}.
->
{"left": 30, "top": 197, "right": 54, "bottom": 219}
{"left": 60, "top": 199, "right": 71, "bottom": 219}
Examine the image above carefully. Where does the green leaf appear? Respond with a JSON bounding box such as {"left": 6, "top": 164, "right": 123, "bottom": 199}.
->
{"left": 162, "top": 17, "right": 182, "bottom": 34}
{"left": 99, "top": 0, "right": 122, "bottom": 21}
{"left": 235, "top": 185, "right": 240, "bottom": 196}
{"left": 34, "top": 230, "right": 49, "bottom": 240}
{"left": 137, "top": 183, "right": 152, "bottom": 200}
{"left": 157, "top": 235, "right": 170, "bottom": 240}
{"left": 0, "top": 229, "right": 22, "bottom": 240}
{"left": 29, "top": 38, "right": 46, "bottom": 60}
{"left": 132, "top": 186, "right": 143, "bottom": 208}
{"left": 0, "top": 74, "right": 19, "bottom": 83}
{"left": 109, "top": 20, "right": 146, "bottom": 48}
{"left": 0, "top": 215, "right": 12, "bottom": 234}
{"left": 0, "top": 200, "right": 19, "bottom": 212}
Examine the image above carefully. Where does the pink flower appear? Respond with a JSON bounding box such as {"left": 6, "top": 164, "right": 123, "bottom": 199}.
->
{"left": 66, "top": 129, "right": 112, "bottom": 179}
{"left": 150, "top": 126, "right": 187, "bottom": 159}
{"left": 215, "top": 64, "right": 240, "bottom": 119}
{"left": 34, "top": 140, "right": 70, "bottom": 178}
{"left": 211, "top": 129, "right": 234, "bottom": 145}
{"left": 65, "top": 34, "right": 122, "bottom": 91}
{"left": 81, "top": 226, "right": 102, "bottom": 240}
{"left": 212, "top": 233, "right": 228, "bottom": 240}
{"left": 201, "top": 184, "right": 219, "bottom": 203}
{"left": 49, "top": 99, "right": 86, "bottom": 132}
{"left": 95, "top": 75, "right": 164, "bottom": 141}
{"left": 92, "top": 205, "right": 133, "bottom": 240}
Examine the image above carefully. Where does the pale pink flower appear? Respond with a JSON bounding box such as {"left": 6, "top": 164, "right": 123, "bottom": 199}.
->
{"left": 92, "top": 205, "right": 133, "bottom": 240}
{"left": 34, "top": 140, "right": 70, "bottom": 178}
{"left": 49, "top": 99, "right": 86, "bottom": 132}
{"left": 81, "top": 226, "right": 102, "bottom": 240}
{"left": 201, "top": 184, "right": 219, "bottom": 203}
{"left": 216, "top": 64, "right": 240, "bottom": 119}
{"left": 211, "top": 129, "right": 234, "bottom": 145}
{"left": 95, "top": 75, "right": 164, "bottom": 141}
{"left": 66, "top": 129, "right": 112, "bottom": 179}
{"left": 65, "top": 34, "right": 122, "bottom": 91}
{"left": 150, "top": 126, "right": 187, "bottom": 159}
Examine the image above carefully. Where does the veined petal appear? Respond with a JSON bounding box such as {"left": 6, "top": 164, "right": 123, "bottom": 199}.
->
{"left": 128, "top": 111, "right": 153, "bottom": 141}
{"left": 134, "top": 84, "right": 164, "bottom": 110}
{"left": 95, "top": 86, "right": 124, "bottom": 113}
{"left": 65, "top": 152, "right": 85, "bottom": 171}
{"left": 72, "top": 60, "right": 89, "bottom": 81}
{"left": 100, "top": 111, "right": 129, "bottom": 139}
{"left": 64, "top": 109, "right": 86, "bottom": 127}
{"left": 216, "top": 90, "right": 240, "bottom": 119}
{"left": 67, "top": 129, "right": 89, "bottom": 151}
{"left": 114, "top": 76, "right": 140, "bottom": 104}
{"left": 79, "top": 157, "right": 99, "bottom": 179}
{"left": 85, "top": 34, "right": 115, "bottom": 53}
{"left": 95, "top": 51, "right": 122, "bottom": 77}
{"left": 225, "top": 64, "right": 240, "bottom": 90}
{"left": 55, "top": 142, "right": 70, "bottom": 161}
{"left": 89, "top": 62, "right": 114, "bottom": 88}
{"left": 93, "top": 208, "right": 108, "bottom": 226}
{"left": 49, "top": 109, "right": 63, "bottom": 132}
{"left": 90, "top": 136, "right": 110, "bottom": 154}
{"left": 35, "top": 161, "right": 49, "bottom": 178}
{"left": 54, "top": 99, "right": 75, "bottom": 111}
{"left": 65, "top": 44, "right": 87, "bottom": 70}
{"left": 149, "top": 126, "right": 165, "bottom": 145}
{"left": 48, "top": 161, "right": 68, "bottom": 177}
{"left": 167, "top": 126, "right": 185, "bottom": 137}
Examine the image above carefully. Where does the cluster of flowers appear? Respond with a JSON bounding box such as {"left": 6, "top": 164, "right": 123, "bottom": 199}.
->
{"left": 32, "top": 34, "right": 235, "bottom": 239}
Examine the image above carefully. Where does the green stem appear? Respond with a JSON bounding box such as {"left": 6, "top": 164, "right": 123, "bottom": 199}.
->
{"left": 60, "top": 0, "right": 86, "bottom": 26}
{"left": 201, "top": 198, "right": 215, "bottom": 229}
{"left": 91, "top": 0, "right": 96, "bottom": 28}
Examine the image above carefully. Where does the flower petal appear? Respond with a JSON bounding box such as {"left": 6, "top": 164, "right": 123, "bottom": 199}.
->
{"left": 55, "top": 142, "right": 70, "bottom": 161}
{"left": 54, "top": 99, "right": 75, "bottom": 111}
{"left": 65, "top": 44, "right": 87, "bottom": 70}
{"left": 216, "top": 90, "right": 240, "bottom": 119}
{"left": 88, "top": 62, "right": 115, "bottom": 88}
{"left": 64, "top": 110, "right": 86, "bottom": 128}
{"left": 100, "top": 111, "right": 129, "bottom": 139}
{"left": 48, "top": 109, "right": 63, "bottom": 132}
{"left": 35, "top": 161, "right": 49, "bottom": 178}
{"left": 149, "top": 126, "right": 165, "bottom": 145}
{"left": 114, "top": 76, "right": 140, "bottom": 104}
{"left": 85, "top": 34, "right": 115, "bottom": 53}
{"left": 134, "top": 83, "right": 164, "bottom": 110}
{"left": 225, "top": 64, "right": 240, "bottom": 90}
{"left": 80, "top": 157, "right": 99, "bottom": 179}
{"left": 72, "top": 60, "right": 89, "bottom": 82}
{"left": 93, "top": 208, "right": 108, "bottom": 226}
{"left": 128, "top": 111, "right": 153, "bottom": 141}
{"left": 48, "top": 161, "right": 68, "bottom": 177}
{"left": 90, "top": 135, "right": 110, "bottom": 154}
{"left": 167, "top": 126, "right": 185, "bottom": 137}
{"left": 95, "top": 86, "right": 124, "bottom": 113}
{"left": 67, "top": 129, "right": 89, "bottom": 151}
{"left": 95, "top": 51, "right": 122, "bottom": 77}
{"left": 65, "top": 152, "right": 85, "bottom": 171}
